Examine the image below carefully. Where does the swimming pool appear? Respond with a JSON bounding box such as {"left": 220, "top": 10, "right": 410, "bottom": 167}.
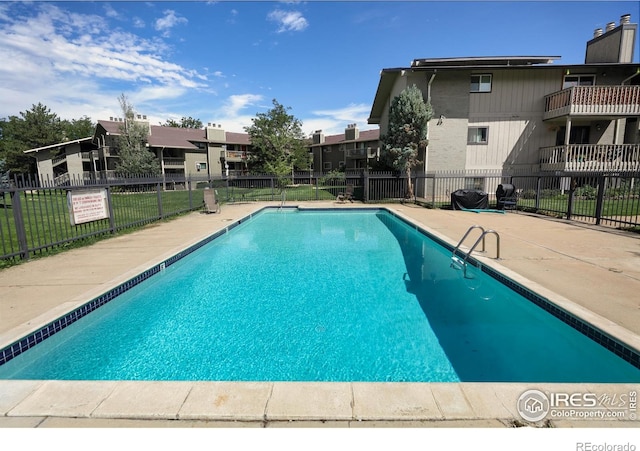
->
{"left": 1, "top": 208, "right": 639, "bottom": 382}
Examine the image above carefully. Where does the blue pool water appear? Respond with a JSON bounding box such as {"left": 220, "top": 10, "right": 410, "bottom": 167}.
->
{"left": 1, "top": 208, "right": 639, "bottom": 382}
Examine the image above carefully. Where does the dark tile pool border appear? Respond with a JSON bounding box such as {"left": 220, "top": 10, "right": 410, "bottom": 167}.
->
{"left": 2, "top": 206, "right": 639, "bottom": 373}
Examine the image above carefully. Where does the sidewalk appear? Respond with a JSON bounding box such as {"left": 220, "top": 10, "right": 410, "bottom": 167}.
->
{"left": 1, "top": 202, "right": 639, "bottom": 428}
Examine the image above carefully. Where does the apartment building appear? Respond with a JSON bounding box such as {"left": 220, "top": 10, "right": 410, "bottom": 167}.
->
{"left": 308, "top": 124, "right": 381, "bottom": 171}
{"left": 367, "top": 13, "right": 640, "bottom": 177}
{"left": 26, "top": 119, "right": 252, "bottom": 184}
{"left": 26, "top": 118, "right": 382, "bottom": 183}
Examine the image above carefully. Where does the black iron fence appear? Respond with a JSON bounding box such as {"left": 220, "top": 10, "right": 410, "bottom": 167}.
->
{"left": 1, "top": 170, "right": 639, "bottom": 265}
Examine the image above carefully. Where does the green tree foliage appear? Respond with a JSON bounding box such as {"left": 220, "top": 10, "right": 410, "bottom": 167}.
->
{"left": 244, "top": 99, "right": 308, "bottom": 180}
{"left": 162, "top": 116, "right": 203, "bottom": 129}
{"left": 381, "top": 85, "right": 432, "bottom": 199}
{"left": 0, "top": 103, "right": 65, "bottom": 174}
{"left": 115, "top": 94, "right": 160, "bottom": 175}
{"left": 0, "top": 158, "right": 8, "bottom": 185}
{"left": 62, "top": 116, "right": 94, "bottom": 140}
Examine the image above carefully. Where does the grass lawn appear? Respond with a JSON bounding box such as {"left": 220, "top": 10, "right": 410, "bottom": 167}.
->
{"left": 0, "top": 184, "right": 344, "bottom": 267}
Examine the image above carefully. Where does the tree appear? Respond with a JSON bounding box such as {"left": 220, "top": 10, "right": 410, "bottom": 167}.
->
{"left": 0, "top": 103, "right": 65, "bottom": 174}
{"left": 115, "top": 94, "right": 160, "bottom": 175}
{"left": 161, "top": 116, "right": 203, "bottom": 129}
{"left": 0, "top": 158, "right": 8, "bottom": 186}
{"left": 62, "top": 116, "right": 95, "bottom": 140}
{"left": 380, "top": 85, "right": 432, "bottom": 199}
{"left": 244, "top": 99, "right": 308, "bottom": 181}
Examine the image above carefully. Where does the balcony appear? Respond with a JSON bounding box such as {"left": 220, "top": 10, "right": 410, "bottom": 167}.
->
{"left": 345, "top": 147, "right": 379, "bottom": 159}
{"left": 539, "top": 144, "right": 640, "bottom": 172}
{"left": 51, "top": 155, "right": 66, "bottom": 167}
{"left": 543, "top": 85, "right": 640, "bottom": 120}
{"left": 102, "top": 146, "right": 118, "bottom": 157}
{"left": 163, "top": 158, "right": 185, "bottom": 168}
{"left": 226, "top": 150, "right": 249, "bottom": 162}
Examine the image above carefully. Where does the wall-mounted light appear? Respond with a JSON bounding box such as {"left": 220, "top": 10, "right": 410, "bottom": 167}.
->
{"left": 565, "top": 69, "right": 571, "bottom": 75}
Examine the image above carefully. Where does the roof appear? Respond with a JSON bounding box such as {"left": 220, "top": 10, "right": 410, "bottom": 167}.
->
{"left": 309, "top": 128, "right": 380, "bottom": 148}
{"left": 411, "top": 56, "right": 560, "bottom": 67}
{"left": 147, "top": 125, "right": 205, "bottom": 149}
{"left": 96, "top": 120, "right": 251, "bottom": 149}
{"left": 24, "top": 137, "right": 93, "bottom": 154}
{"left": 222, "top": 132, "right": 250, "bottom": 146}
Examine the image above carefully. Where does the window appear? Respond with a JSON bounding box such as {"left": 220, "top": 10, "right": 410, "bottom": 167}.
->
{"left": 468, "top": 127, "right": 488, "bottom": 144}
{"left": 470, "top": 74, "right": 492, "bottom": 92}
{"left": 563, "top": 75, "right": 595, "bottom": 89}
{"left": 323, "top": 162, "right": 332, "bottom": 170}
{"left": 195, "top": 162, "right": 207, "bottom": 171}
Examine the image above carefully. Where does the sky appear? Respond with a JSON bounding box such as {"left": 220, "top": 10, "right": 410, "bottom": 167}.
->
{"left": 0, "top": 1, "right": 638, "bottom": 137}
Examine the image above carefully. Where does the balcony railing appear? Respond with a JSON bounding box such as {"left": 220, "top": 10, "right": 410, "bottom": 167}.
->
{"left": 539, "top": 144, "right": 640, "bottom": 172}
{"left": 51, "top": 155, "right": 66, "bottom": 166}
{"left": 163, "top": 158, "right": 185, "bottom": 168}
{"left": 544, "top": 85, "right": 640, "bottom": 120}
{"left": 345, "top": 148, "right": 366, "bottom": 158}
{"left": 226, "top": 150, "right": 250, "bottom": 162}
{"left": 345, "top": 147, "right": 379, "bottom": 159}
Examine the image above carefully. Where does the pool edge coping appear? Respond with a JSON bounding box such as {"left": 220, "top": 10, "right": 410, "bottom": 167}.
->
{"left": 1, "top": 380, "right": 638, "bottom": 425}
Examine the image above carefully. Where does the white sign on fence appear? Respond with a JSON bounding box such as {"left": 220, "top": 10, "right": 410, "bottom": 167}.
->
{"left": 67, "top": 189, "right": 110, "bottom": 226}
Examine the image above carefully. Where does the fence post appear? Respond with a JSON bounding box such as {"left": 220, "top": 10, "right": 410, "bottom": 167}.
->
{"left": 156, "top": 181, "right": 163, "bottom": 219}
{"left": 270, "top": 177, "right": 275, "bottom": 201}
{"left": 566, "top": 178, "right": 575, "bottom": 220}
{"left": 11, "top": 190, "right": 29, "bottom": 261}
{"left": 315, "top": 175, "right": 319, "bottom": 201}
{"left": 187, "top": 177, "right": 193, "bottom": 209}
{"left": 105, "top": 186, "right": 116, "bottom": 234}
{"left": 431, "top": 176, "right": 436, "bottom": 208}
{"left": 363, "top": 170, "right": 369, "bottom": 203}
{"left": 594, "top": 175, "right": 606, "bottom": 225}
{"left": 535, "top": 177, "right": 541, "bottom": 210}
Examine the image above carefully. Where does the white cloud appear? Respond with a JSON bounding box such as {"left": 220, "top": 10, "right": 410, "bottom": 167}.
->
{"left": 0, "top": 3, "right": 208, "bottom": 121}
{"left": 0, "top": 4, "right": 10, "bottom": 22}
{"left": 305, "top": 103, "right": 376, "bottom": 135}
{"left": 267, "top": 9, "right": 308, "bottom": 33}
{"left": 312, "top": 103, "right": 372, "bottom": 123}
{"left": 155, "top": 10, "right": 188, "bottom": 37}
{"left": 0, "top": 5, "right": 204, "bottom": 87}
{"left": 133, "top": 17, "right": 145, "bottom": 28}
{"left": 222, "top": 94, "right": 264, "bottom": 117}
{"left": 194, "top": 93, "right": 265, "bottom": 132}
{"left": 103, "top": 4, "right": 120, "bottom": 19}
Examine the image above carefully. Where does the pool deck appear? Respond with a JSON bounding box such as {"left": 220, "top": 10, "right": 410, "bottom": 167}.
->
{"left": 1, "top": 201, "right": 639, "bottom": 428}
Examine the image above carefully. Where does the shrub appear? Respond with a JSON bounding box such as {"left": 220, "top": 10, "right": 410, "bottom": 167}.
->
{"left": 574, "top": 185, "right": 596, "bottom": 200}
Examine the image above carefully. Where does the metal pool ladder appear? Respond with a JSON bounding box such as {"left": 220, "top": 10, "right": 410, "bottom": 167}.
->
{"left": 451, "top": 225, "right": 501, "bottom": 277}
